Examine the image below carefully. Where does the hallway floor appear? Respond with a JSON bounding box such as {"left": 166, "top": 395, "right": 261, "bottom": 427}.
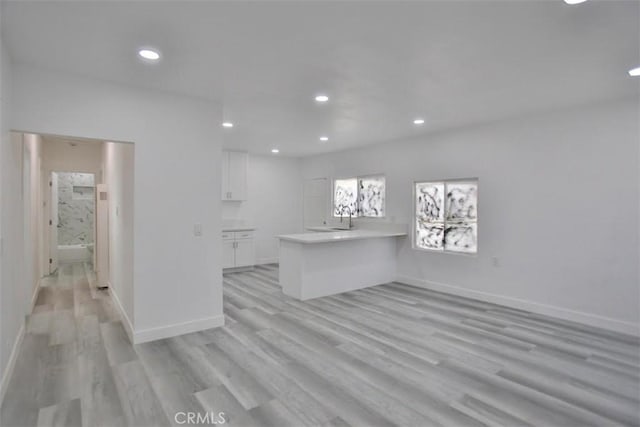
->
{"left": 1, "top": 263, "right": 639, "bottom": 426}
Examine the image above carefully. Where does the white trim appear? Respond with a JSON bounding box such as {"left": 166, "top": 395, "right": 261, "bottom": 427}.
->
{"left": 134, "top": 315, "right": 225, "bottom": 344}
{"left": 396, "top": 275, "right": 640, "bottom": 337}
{"left": 108, "top": 282, "right": 134, "bottom": 344}
{"left": 0, "top": 324, "right": 25, "bottom": 405}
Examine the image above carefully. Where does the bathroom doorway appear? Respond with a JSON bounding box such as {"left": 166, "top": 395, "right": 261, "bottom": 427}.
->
{"left": 49, "top": 171, "right": 97, "bottom": 273}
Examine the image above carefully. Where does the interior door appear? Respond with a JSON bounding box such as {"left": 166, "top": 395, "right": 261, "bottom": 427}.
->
{"left": 49, "top": 172, "right": 59, "bottom": 274}
{"left": 303, "top": 178, "right": 329, "bottom": 228}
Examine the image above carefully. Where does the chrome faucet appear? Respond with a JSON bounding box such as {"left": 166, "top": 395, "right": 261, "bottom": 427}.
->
{"left": 340, "top": 206, "right": 353, "bottom": 229}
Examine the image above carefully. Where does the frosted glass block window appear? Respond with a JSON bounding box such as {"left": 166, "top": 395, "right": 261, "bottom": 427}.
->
{"left": 359, "top": 175, "right": 385, "bottom": 217}
{"left": 414, "top": 179, "right": 477, "bottom": 254}
{"left": 334, "top": 178, "right": 358, "bottom": 216}
{"left": 415, "top": 182, "right": 445, "bottom": 250}
{"left": 333, "top": 175, "right": 386, "bottom": 217}
{"left": 446, "top": 182, "right": 477, "bottom": 222}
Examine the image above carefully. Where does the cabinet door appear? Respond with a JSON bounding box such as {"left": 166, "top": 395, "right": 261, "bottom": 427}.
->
{"left": 221, "top": 151, "right": 230, "bottom": 200}
{"left": 234, "top": 239, "right": 255, "bottom": 267}
{"left": 222, "top": 240, "right": 235, "bottom": 268}
{"left": 227, "top": 151, "right": 247, "bottom": 200}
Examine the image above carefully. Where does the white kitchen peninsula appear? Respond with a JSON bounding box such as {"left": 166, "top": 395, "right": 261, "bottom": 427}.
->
{"left": 277, "top": 229, "right": 407, "bottom": 300}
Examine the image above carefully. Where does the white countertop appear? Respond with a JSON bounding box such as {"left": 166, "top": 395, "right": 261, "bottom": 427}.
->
{"left": 222, "top": 225, "right": 256, "bottom": 232}
{"left": 277, "top": 229, "right": 407, "bottom": 244}
{"left": 305, "top": 226, "right": 350, "bottom": 232}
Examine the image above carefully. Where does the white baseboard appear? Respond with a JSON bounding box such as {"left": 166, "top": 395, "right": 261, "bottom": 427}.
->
{"left": 396, "top": 275, "right": 640, "bottom": 337}
{"left": 0, "top": 324, "right": 25, "bottom": 406}
{"left": 1, "top": 278, "right": 42, "bottom": 404}
{"left": 30, "top": 278, "right": 41, "bottom": 312}
{"left": 108, "top": 282, "right": 135, "bottom": 344}
{"left": 134, "top": 315, "right": 225, "bottom": 344}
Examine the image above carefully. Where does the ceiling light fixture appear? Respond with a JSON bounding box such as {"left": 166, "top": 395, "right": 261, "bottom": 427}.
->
{"left": 628, "top": 66, "right": 640, "bottom": 77}
{"left": 138, "top": 49, "right": 160, "bottom": 61}
{"left": 563, "top": 0, "right": 588, "bottom": 4}
{"left": 222, "top": 122, "right": 234, "bottom": 128}
{"left": 413, "top": 118, "right": 425, "bottom": 125}
{"left": 315, "top": 95, "right": 329, "bottom": 102}
{"left": 271, "top": 148, "right": 280, "bottom": 154}
{"left": 319, "top": 136, "right": 329, "bottom": 142}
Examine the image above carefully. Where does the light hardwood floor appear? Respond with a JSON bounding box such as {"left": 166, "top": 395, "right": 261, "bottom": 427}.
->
{"left": 1, "top": 262, "right": 639, "bottom": 426}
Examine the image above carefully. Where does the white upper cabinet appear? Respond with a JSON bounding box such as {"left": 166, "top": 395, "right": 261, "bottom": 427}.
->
{"left": 221, "top": 150, "right": 248, "bottom": 201}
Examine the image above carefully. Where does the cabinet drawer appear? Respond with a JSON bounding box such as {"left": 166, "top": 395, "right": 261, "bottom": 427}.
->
{"left": 235, "top": 230, "right": 254, "bottom": 239}
{"left": 222, "top": 232, "right": 235, "bottom": 240}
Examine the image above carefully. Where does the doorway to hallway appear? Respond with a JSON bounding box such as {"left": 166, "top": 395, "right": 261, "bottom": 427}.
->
{"left": 14, "top": 131, "right": 135, "bottom": 342}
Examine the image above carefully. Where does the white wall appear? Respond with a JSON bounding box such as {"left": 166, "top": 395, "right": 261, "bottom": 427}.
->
{"left": 11, "top": 64, "right": 223, "bottom": 343}
{"left": 222, "top": 154, "right": 303, "bottom": 264}
{"left": 103, "top": 141, "right": 135, "bottom": 336}
{"left": 23, "top": 133, "right": 42, "bottom": 301}
{"left": 302, "top": 100, "right": 640, "bottom": 335}
{"left": 42, "top": 137, "right": 103, "bottom": 174}
{"left": 0, "top": 23, "right": 28, "bottom": 400}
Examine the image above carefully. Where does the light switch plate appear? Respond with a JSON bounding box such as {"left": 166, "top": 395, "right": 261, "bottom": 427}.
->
{"left": 194, "top": 224, "right": 203, "bottom": 237}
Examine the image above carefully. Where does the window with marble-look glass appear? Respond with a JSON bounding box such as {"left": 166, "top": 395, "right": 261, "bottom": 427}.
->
{"left": 358, "top": 175, "right": 385, "bottom": 217}
{"left": 333, "top": 175, "right": 386, "bottom": 218}
{"left": 414, "top": 179, "right": 477, "bottom": 254}
{"left": 333, "top": 178, "right": 358, "bottom": 217}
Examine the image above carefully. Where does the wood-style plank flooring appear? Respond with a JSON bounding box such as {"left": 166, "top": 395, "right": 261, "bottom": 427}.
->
{"left": 2, "top": 262, "right": 639, "bottom": 426}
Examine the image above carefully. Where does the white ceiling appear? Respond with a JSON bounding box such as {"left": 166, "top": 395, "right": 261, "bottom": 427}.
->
{"left": 3, "top": 1, "right": 639, "bottom": 157}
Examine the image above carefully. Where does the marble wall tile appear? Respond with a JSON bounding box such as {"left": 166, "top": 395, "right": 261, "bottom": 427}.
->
{"left": 57, "top": 172, "right": 95, "bottom": 245}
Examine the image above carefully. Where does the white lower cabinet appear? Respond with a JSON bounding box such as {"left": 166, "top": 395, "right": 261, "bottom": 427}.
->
{"left": 222, "top": 231, "right": 255, "bottom": 269}
{"left": 235, "top": 239, "right": 255, "bottom": 267}
{"left": 222, "top": 240, "right": 236, "bottom": 269}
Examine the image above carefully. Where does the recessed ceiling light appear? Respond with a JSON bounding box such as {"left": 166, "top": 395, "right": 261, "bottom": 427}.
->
{"left": 413, "top": 118, "right": 425, "bottom": 125}
{"left": 222, "top": 122, "right": 234, "bottom": 128}
{"left": 315, "top": 95, "right": 329, "bottom": 102}
{"left": 271, "top": 148, "right": 280, "bottom": 154}
{"left": 563, "top": 0, "right": 587, "bottom": 4}
{"left": 319, "top": 136, "right": 329, "bottom": 142}
{"left": 138, "top": 49, "right": 160, "bottom": 61}
{"left": 628, "top": 66, "right": 640, "bottom": 77}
